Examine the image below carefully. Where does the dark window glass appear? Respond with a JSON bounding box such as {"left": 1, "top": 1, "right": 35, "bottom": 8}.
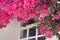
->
{"left": 20, "top": 29, "right": 27, "bottom": 39}
{"left": 29, "top": 28, "right": 36, "bottom": 37}
{"left": 38, "top": 36, "right": 45, "bottom": 40}
{"left": 29, "top": 38, "right": 35, "bottom": 40}
{"left": 27, "top": 19, "right": 36, "bottom": 25}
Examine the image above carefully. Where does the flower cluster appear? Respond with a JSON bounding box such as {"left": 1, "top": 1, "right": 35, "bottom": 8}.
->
{"left": 0, "top": 0, "right": 60, "bottom": 38}
{"left": 39, "top": 26, "right": 52, "bottom": 38}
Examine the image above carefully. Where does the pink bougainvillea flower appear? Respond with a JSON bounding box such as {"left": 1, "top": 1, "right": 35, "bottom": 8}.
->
{"left": 18, "top": 7, "right": 24, "bottom": 12}
{"left": 5, "top": 3, "right": 17, "bottom": 14}
{"left": 52, "top": 15, "right": 59, "bottom": 21}
{"left": 35, "top": 0, "right": 40, "bottom": 3}
{"left": 20, "top": 13, "right": 29, "bottom": 22}
{"left": 10, "top": 9, "right": 20, "bottom": 20}
{"left": 17, "top": 17, "right": 23, "bottom": 21}
{"left": 56, "top": 10, "right": 60, "bottom": 18}
{"left": 56, "top": 24, "right": 60, "bottom": 36}
{"left": 2, "top": 19, "right": 10, "bottom": 25}
{"left": 56, "top": 10, "right": 60, "bottom": 15}
{"left": 23, "top": 0, "right": 35, "bottom": 10}
{"left": 44, "top": 28, "right": 52, "bottom": 38}
{"left": 0, "top": 11, "right": 10, "bottom": 25}
{"left": 0, "top": 2, "right": 6, "bottom": 11}
{"left": 46, "top": 20, "right": 51, "bottom": 24}
{"left": 29, "top": 11, "right": 38, "bottom": 19}
{"left": 39, "top": 26, "right": 46, "bottom": 34}
{"left": 56, "top": 24, "right": 60, "bottom": 32}
{"left": 14, "top": 0, "right": 23, "bottom": 7}
{"left": 38, "top": 17, "right": 44, "bottom": 23}
{"left": 0, "top": 0, "right": 4, "bottom": 3}
{"left": 39, "top": 26, "right": 52, "bottom": 38}
{"left": 50, "top": 5, "right": 53, "bottom": 10}
{"left": 0, "top": 24, "right": 3, "bottom": 29}
{"left": 21, "top": 13, "right": 29, "bottom": 22}
{"left": 34, "top": 0, "right": 41, "bottom": 6}
{"left": 52, "top": 10, "right": 60, "bottom": 21}
{"left": 40, "top": 5, "right": 50, "bottom": 18}
{"left": 43, "top": 0, "right": 47, "bottom": 2}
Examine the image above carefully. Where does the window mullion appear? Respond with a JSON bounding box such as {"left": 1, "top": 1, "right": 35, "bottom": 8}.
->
{"left": 27, "top": 28, "right": 29, "bottom": 40}
{"left": 36, "top": 29, "right": 38, "bottom": 40}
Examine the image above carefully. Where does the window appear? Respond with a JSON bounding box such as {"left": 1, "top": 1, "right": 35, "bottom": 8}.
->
{"left": 29, "top": 28, "right": 36, "bottom": 37}
{"left": 20, "top": 29, "right": 27, "bottom": 39}
{"left": 20, "top": 23, "right": 45, "bottom": 40}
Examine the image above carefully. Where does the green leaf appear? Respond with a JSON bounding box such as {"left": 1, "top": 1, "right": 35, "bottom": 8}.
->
{"left": 52, "top": 31, "right": 56, "bottom": 35}
{"left": 51, "top": 7, "right": 56, "bottom": 14}
{"left": 51, "top": 22, "right": 56, "bottom": 30}
{"left": 32, "top": 25, "right": 39, "bottom": 29}
{"left": 58, "top": 0, "right": 60, "bottom": 1}
{"left": 45, "top": 7, "right": 56, "bottom": 21}
{"left": 50, "top": 7, "right": 56, "bottom": 18}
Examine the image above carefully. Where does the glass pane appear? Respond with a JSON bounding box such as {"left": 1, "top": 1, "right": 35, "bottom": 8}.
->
{"left": 38, "top": 36, "right": 45, "bottom": 40}
{"left": 20, "top": 29, "right": 27, "bottom": 39}
{"left": 29, "top": 28, "right": 36, "bottom": 37}
{"left": 28, "top": 38, "right": 35, "bottom": 40}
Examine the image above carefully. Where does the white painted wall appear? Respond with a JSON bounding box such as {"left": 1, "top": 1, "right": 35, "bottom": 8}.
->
{"left": 0, "top": 20, "right": 19, "bottom": 40}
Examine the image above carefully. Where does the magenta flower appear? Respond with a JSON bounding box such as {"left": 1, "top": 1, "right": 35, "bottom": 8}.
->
{"left": 43, "top": 0, "right": 47, "bottom": 2}
{"left": 56, "top": 24, "right": 60, "bottom": 36}
{"left": 56, "top": 24, "right": 60, "bottom": 32}
{"left": 52, "top": 15, "right": 59, "bottom": 21}
{"left": 38, "top": 17, "right": 44, "bottom": 23}
{"left": 23, "top": 0, "right": 35, "bottom": 10}
{"left": 39, "top": 26, "right": 46, "bottom": 34}
{"left": 56, "top": 10, "right": 60, "bottom": 15}
{"left": 44, "top": 28, "right": 52, "bottom": 38}
{"left": 0, "top": 11, "right": 10, "bottom": 25}
{"left": 0, "top": 24, "right": 3, "bottom": 29}
{"left": 5, "top": 3, "right": 17, "bottom": 14}
{"left": 46, "top": 20, "right": 51, "bottom": 24}
{"left": 39, "top": 26, "right": 52, "bottom": 38}
{"left": 21, "top": 13, "right": 29, "bottom": 22}
{"left": 29, "top": 11, "right": 38, "bottom": 19}
{"left": 40, "top": 5, "right": 50, "bottom": 18}
{"left": 34, "top": 0, "right": 40, "bottom": 6}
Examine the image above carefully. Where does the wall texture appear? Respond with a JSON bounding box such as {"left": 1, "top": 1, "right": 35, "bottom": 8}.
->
{"left": 0, "top": 20, "right": 19, "bottom": 40}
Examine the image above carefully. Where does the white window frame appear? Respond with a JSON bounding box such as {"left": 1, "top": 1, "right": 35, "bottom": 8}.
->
{"left": 19, "top": 23, "right": 44, "bottom": 40}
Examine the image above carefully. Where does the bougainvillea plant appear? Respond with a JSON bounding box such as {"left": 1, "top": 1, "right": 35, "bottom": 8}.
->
{"left": 0, "top": 0, "right": 60, "bottom": 39}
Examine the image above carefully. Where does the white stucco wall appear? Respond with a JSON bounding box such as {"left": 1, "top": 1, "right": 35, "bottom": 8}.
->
{"left": 0, "top": 20, "right": 19, "bottom": 40}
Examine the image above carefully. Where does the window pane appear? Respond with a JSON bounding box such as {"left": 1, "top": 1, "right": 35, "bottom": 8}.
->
{"left": 28, "top": 38, "right": 35, "bottom": 40}
{"left": 20, "top": 29, "right": 27, "bottom": 39}
{"left": 29, "top": 28, "right": 36, "bottom": 37}
{"left": 38, "top": 36, "right": 45, "bottom": 40}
